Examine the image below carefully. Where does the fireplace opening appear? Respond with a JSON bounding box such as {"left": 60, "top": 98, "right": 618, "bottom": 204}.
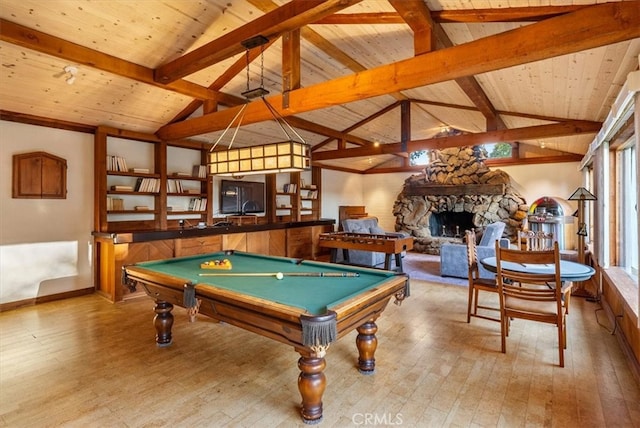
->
{"left": 429, "top": 212, "right": 474, "bottom": 237}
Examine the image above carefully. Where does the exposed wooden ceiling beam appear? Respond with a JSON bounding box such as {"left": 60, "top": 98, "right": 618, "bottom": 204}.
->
{"left": 208, "top": 91, "right": 374, "bottom": 145}
{"left": 245, "top": 0, "right": 415, "bottom": 150}
{"left": 361, "top": 165, "right": 424, "bottom": 174}
{"left": 246, "top": 0, "right": 422, "bottom": 152}
{"left": 154, "top": 0, "right": 361, "bottom": 84}
{"left": 0, "top": 110, "right": 96, "bottom": 134}
{"left": 312, "top": 6, "right": 585, "bottom": 24}
{"left": 455, "top": 76, "right": 506, "bottom": 131}
{"left": 484, "top": 154, "right": 584, "bottom": 166}
{"left": 282, "top": 29, "right": 301, "bottom": 102}
{"left": 261, "top": 0, "right": 510, "bottom": 140}
{"left": 164, "top": 32, "right": 370, "bottom": 146}
{"left": 287, "top": 116, "right": 371, "bottom": 145}
{"left": 388, "top": 0, "right": 436, "bottom": 54}
{"left": 168, "top": 41, "right": 277, "bottom": 124}
{"left": 311, "top": 120, "right": 602, "bottom": 161}
{"left": 313, "top": 101, "right": 401, "bottom": 150}
{"left": 357, "top": 151, "right": 585, "bottom": 173}
{"left": 314, "top": 12, "right": 405, "bottom": 25}
{"left": 157, "top": 2, "right": 638, "bottom": 141}
{"left": 433, "top": 6, "right": 585, "bottom": 23}
{"left": 250, "top": 0, "right": 412, "bottom": 106}
{"left": 0, "top": 19, "right": 217, "bottom": 101}
{"left": 300, "top": 26, "right": 367, "bottom": 73}
{"left": 409, "top": 98, "right": 582, "bottom": 124}
{"left": 391, "top": 0, "right": 509, "bottom": 131}
{"left": 309, "top": 162, "right": 364, "bottom": 174}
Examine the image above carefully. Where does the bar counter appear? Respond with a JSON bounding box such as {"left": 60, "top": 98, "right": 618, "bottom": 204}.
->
{"left": 93, "top": 219, "right": 336, "bottom": 302}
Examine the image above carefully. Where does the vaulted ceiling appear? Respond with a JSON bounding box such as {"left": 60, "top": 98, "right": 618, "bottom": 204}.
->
{"left": 1, "top": 0, "right": 639, "bottom": 173}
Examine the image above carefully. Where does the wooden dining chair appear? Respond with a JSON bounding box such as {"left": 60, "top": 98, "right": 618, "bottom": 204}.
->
{"left": 494, "top": 241, "right": 571, "bottom": 367}
{"left": 466, "top": 230, "right": 500, "bottom": 323}
{"left": 517, "top": 230, "right": 572, "bottom": 314}
{"left": 519, "top": 230, "right": 554, "bottom": 251}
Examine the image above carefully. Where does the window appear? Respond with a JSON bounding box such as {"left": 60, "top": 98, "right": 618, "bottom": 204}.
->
{"left": 618, "top": 143, "right": 638, "bottom": 278}
{"left": 485, "top": 142, "right": 512, "bottom": 159}
{"left": 409, "top": 150, "right": 429, "bottom": 166}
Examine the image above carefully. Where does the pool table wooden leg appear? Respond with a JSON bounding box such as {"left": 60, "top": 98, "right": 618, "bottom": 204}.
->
{"left": 356, "top": 320, "right": 378, "bottom": 374}
{"left": 153, "top": 300, "right": 174, "bottom": 347}
{"left": 297, "top": 354, "right": 326, "bottom": 424}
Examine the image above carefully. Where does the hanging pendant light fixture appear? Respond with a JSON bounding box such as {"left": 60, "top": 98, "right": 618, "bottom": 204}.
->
{"left": 208, "top": 35, "right": 310, "bottom": 177}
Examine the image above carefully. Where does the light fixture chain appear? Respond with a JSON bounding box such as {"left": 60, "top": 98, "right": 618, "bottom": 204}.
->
{"left": 260, "top": 45, "right": 265, "bottom": 89}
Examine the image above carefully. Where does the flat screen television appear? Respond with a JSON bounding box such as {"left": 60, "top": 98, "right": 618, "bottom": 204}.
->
{"left": 219, "top": 180, "right": 265, "bottom": 215}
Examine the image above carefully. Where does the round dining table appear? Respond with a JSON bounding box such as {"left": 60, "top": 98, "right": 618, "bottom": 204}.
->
{"left": 480, "top": 257, "right": 596, "bottom": 282}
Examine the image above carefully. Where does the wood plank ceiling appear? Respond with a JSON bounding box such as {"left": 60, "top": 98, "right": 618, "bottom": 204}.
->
{"left": 1, "top": 0, "right": 639, "bottom": 173}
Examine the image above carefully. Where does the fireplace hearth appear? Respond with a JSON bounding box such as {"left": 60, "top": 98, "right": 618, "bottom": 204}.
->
{"left": 393, "top": 147, "right": 528, "bottom": 254}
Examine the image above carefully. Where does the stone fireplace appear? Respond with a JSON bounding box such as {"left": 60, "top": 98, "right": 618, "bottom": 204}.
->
{"left": 393, "top": 147, "right": 528, "bottom": 254}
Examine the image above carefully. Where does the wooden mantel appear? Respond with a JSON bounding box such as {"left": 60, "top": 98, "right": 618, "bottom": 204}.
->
{"left": 404, "top": 183, "right": 505, "bottom": 196}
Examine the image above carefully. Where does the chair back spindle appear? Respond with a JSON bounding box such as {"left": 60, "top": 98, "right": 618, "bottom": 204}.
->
{"left": 519, "top": 230, "right": 554, "bottom": 251}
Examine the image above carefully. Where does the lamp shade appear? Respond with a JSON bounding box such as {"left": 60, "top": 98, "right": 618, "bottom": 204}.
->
{"left": 568, "top": 187, "right": 596, "bottom": 201}
{"left": 209, "top": 141, "right": 310, "bottom": 176}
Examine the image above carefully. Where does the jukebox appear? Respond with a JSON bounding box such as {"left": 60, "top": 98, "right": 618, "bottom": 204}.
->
{"left": 527, "top": 196, "right": 576, "bottom": 250}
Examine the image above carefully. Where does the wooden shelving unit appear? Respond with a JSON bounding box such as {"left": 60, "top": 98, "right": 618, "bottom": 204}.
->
{"left": 94, "top": 126, "right": 212, "bottom": 232}
{"left": 95, "top": 126, "right": 321, "bottom": 233}
{"left": 266, "top": 167, "right": 322, "bottom": 223}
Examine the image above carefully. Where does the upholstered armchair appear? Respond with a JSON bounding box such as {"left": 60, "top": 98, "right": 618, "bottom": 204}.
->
{"left": 440, "top": 222, "right": 509, "bottom": 279}
{"left": 340, "top": 217, "right": 408, "bottom": 268}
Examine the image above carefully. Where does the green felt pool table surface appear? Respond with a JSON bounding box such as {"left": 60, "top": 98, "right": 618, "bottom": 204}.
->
{"left": 136, "top": 251, "right": 400, "bottom": 315}
{"left": 124, "top": 251, "right": 409, "bottom": 424}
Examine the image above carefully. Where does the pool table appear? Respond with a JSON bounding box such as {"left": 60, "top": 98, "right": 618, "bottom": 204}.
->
{"left": 123, "top": 250, "right": 409, "bottom": 424}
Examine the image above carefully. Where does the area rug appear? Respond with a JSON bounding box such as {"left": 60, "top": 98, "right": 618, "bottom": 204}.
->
{"left": 402, "top": 251, "right": 468, "bottom": 287}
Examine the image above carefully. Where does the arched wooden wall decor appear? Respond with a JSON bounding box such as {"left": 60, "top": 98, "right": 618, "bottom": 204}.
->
{"left": 12, "top": 151, "right": 67, "bottom": 199}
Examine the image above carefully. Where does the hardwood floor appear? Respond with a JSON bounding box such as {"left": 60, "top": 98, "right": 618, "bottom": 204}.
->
{"left": 1, "top": 279, "right": 639, "bottom": 427}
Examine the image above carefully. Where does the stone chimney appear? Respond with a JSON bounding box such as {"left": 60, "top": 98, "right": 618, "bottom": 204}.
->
{"left": 393, "top": 147, "right": 528, "bottom": 254}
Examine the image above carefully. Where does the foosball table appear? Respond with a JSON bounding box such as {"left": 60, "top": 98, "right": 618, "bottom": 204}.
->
{"left": 319, "top": 231, "right": 414, "bottom": 273}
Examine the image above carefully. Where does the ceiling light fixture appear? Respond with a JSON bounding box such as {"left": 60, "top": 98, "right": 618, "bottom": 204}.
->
{"left": 64, "top": 65, "right": 77, "bottom": 85}
{"left": 208, "top": 35, "right": 310, "bottom": 177}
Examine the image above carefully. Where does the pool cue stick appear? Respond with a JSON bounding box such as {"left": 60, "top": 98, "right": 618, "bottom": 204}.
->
{"left": 198, "top": 272, "right": 359, "bottom": 277}
{"left": 281, "top": 272, "right": 360, "bottom": 277}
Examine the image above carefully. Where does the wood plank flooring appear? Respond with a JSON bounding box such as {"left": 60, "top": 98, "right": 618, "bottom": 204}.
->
{"left": 1, "top": 279, "right": 639, "bottom": 427}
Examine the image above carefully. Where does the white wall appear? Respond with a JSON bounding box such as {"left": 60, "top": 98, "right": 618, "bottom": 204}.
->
{"left": 499, "top": 163, "right": 582, "bottom": 212}
{"left": 320, "top": 169, "right": 365, "bottom": 228}
{"left": 0, "top": 121, "right": 94, "bottom": 304}
{"left": 362, "top": 172, "right": 412, "bottom": 231}
{"left": 322, "top": 163, "right": 583, "bottom": 233}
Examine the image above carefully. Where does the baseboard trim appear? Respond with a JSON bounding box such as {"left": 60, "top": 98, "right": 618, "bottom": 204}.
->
{"left": 0, "top": 288, "right": 94, "bottom": 312}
